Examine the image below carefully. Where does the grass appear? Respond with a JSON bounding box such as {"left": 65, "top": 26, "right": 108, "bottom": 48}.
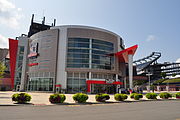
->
{"left": 162, "top": 78, "right": 180, "bottom": 83}
{"left": 153, "top": 78, "right": 180, "bottom": 84}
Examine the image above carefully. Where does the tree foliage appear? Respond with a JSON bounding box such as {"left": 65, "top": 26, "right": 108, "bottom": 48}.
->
{"left": 160, "top": 72, "right": 167, "bottom": 79}
{"left": 172, "top": 73, "right": 177, "bottom": 77}
{"left": 0, "top": 62, "right": 6, "bottom": 78}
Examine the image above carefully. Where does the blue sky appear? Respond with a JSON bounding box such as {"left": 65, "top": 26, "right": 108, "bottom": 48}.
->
{"left": 0, "top": 0, "right": 180, "bottom": 63}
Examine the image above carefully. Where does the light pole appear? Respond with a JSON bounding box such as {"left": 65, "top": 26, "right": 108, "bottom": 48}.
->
{"left": 146, "top": 73, "right": 152, "bottom": 92}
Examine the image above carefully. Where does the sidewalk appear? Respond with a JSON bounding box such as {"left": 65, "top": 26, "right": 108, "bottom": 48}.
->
{"left": 0, "top": 91, "right": 179, "bottom": 106}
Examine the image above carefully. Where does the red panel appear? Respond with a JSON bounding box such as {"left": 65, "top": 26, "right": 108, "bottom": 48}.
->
{"left": 115, "top": 45, "right": 138, "bottom": 63}
{"left": 86, "top": 80, "right": 123, "bottom": 85}
{"left": 9, "top": 38, "right": 18, "bottom": 89}
{"left": 28, "top": 53, "right": 38, "bottom": 58}
{"left": 28, "top": 63, "right": 39, "bottom": 66}
{"left": 55, "top": 84, "right": 61, "bottom": 87}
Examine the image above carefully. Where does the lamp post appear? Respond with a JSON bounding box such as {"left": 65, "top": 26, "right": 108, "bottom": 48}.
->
{"left": 146, "top": 73, "right": 152, "bottom": 92}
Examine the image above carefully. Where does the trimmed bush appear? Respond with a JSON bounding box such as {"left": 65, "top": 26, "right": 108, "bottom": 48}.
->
{"left": 134, "top": 94, "right": 140, "bottom": 100}
{"left": 145, "top": 93, "right": 158, "bottom": 99}
{"left": 138, "top": 94, "right": 143, "bottom": 99}
{"left": 95, "top": 93, "right": 110, "bottom": 102}
{"left": 114, "top": 94, "right": 128, "bottom": 101}
{"left": 130, "top": 93, "right": 137, "bottom": 99}
{"left": 130, "top": 93, "right": 143, "bottom": 100}
{"left": 175, "top": 92, "right": 180, "bottom": 98}
{"left": 12, "top": 93, "right": 31, "bottom": 104}
{"left": 159, "top": 92, "right": 172, "bottom": 99}
{"left": 49, "top": 94, "right": 66, "bottom": 103}
{"left": 73, "top": 93, "right": 88, "bottom": 103}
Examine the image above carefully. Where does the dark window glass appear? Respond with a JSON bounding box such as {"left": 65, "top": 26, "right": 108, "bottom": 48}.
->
{"left": 92, "top": 44, "right": 114, "bottom": 51}
{"left": 67, "top": 64, "right": 89, "bottom": 68}
{"left": 67, "top": 53, "right": 89, "bottom": 59}
{"left": 92, "top": 39, "right": 113, "bottom": 47}
{"left": 92, "top": 50, "right": 109, "bottom": 55}
{"left": 68, "top": 43, "right": 89, "bottom": 48}
{"left": 68, "top": 49, "right": 89, "bottom": 53}
{"left": 67, "top": 59, "right": 89, "bottom": 64}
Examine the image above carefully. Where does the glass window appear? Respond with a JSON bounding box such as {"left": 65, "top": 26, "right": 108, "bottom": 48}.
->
{"left": 67, "top": 78, "right": 73, "bottom": 84}
{"left": 92, "top": 44, "right": 113, "bottom": 51}
{"left": 67, "top": 64, "right": 89, "bottom": 68}
{"left": 67, "top": 38, "right": 115, "bottom": 70}
{"left": 92, "top": 39, "right": 113, "bottom": 47}
{"left": 67, "top": 53, "right": 89, "bottom": 59}
{"left": 67, "top": 73, "right": 73, "bottom": 77}
{"left": 74, "top": 73, "right": 79, "bottom": 78}
{"left": 19, "top": 46, "right": 24, "bottom": 54}
{"left": 67, "top": 59, "right": 89, "bottom": 64}
{"left": 68, "top": 49, "right": 89, "bottom": 53}
{"left": 28, "top": 77, "right": 53, "bottom": 91}
{"left": 80, "top": 73, "right": 86, "bottom": 78}
{"left": 68, "top": 43, "right": 89, "bottom": 48}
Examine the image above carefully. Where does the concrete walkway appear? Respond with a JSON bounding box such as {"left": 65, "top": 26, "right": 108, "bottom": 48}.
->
{"left": 0, "top": 91, "right": 179, "bottom": 106}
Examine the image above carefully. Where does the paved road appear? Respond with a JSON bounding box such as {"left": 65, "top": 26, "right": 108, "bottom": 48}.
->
{"left": 0, "top": 100, "right": 179, "bottom": 120}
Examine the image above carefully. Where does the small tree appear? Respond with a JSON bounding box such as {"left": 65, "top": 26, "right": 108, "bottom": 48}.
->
{"left": 172, "top": 73, "right": 176, "bottom": 77}
{"left": 0, "top": 62, "right": 6, "bottom": 78}
{"left": 161, "top": 72, "right": 167, "bottom": 79}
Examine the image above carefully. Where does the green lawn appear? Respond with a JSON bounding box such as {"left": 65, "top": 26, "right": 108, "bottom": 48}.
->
{"left": 162, "top": 78, "right": 180, "bottom": 83}
{"left": 153, "top": 78, "right": 180, "bottom": 84}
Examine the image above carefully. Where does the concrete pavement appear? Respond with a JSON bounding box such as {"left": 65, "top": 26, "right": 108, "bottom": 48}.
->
{"left": 0, "top": 100, "right": 180, "bottom": 120}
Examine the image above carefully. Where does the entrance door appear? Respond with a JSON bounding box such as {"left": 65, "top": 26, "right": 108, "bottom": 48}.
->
{"left": 91, "top": 84, "right": 116, "bottom": 94}
{"left": 106, "top": 85, "right": 116, "bottom": 94}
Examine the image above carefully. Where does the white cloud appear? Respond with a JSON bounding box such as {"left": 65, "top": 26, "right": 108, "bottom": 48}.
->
{"left": 0, "top": 0, "right": 23, "bottom": 29}
{"left": 146, "top": 35, "right": 156, "bottom": 42}
{"left": 176, "top": 58, "right": 180, "bottom": 63}
{"left": 0, "top": 34, "right": 8, "bottom": 48}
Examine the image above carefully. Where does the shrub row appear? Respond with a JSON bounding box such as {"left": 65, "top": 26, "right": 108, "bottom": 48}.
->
{"left": 12, "top": 92, "right": 180, "bottom": 104}
{"left": 95, "top": 93, "right": 110, "bottom": 102}
{"left": 146, "top": 93, "right": 158, "bottom": 99}
{"left": 130, "top": 93, "right": 143, "bottom": 100}
{"left": 49, "top": 94, "right": 66, "bottom": 103}
{"left": 12, "top": 93, "right": 31, "bottom": 104}
{"left": 114, "top": 94, "right": 128, "bottom": 101}
{"left": 159, "top": 92, "right": 172, "bottom": 99}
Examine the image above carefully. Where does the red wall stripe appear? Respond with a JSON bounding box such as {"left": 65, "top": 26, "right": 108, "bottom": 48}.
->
{"left": 9, "top": 38, "right": 18, "bottom": 89}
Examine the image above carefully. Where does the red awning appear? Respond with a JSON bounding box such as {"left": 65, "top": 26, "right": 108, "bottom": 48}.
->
{"left": 115, "top": 45, "right": 138, "bottom": 63}
{"left": 86, "top": 80, "right": 122, "bottom": 85}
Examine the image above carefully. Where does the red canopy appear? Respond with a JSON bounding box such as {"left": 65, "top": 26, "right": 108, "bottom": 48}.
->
{"left": 115, "top": 45, "right": 138, "bottom": 63}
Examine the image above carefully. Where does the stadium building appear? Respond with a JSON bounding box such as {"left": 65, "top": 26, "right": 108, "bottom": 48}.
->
{"left": 9, "top": 15, "right": 138, "bottom": 93}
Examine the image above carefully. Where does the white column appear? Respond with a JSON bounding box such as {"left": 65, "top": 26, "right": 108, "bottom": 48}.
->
{"left": 116, "top": 74, "right": 119, "bottom": 93}
{"left": 19, "top": 37, "right": 29, "bottom": 91}
{"left": 56, "top": 27, "right": 67, "bottom": 89}
{"left": 89, "top": 72, "right": 92, "bottom": 80}
{"left": 128, "top": 54, "right": 133, "bottom": 89}
{"left": 124, "top": 77, "right": 127, "bottom": 89}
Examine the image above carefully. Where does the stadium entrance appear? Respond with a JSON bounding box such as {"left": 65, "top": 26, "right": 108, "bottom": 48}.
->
{"left": 86, "top": 80, "right": 122, "bottom": 94}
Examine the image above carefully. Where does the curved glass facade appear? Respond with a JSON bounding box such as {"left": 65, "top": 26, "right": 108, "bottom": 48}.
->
{"left": 92, "top": 39, "right": 114, "bottom": 70}
{"left": 67, "top": 38, "right": 90, "bottom": 68}
{"left": 67, "top": 38, "right": 114, "bottom": 70}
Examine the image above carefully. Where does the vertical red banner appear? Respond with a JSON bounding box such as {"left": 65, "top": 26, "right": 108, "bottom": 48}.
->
{"left": 9, "top": 38, "right": 18, "bottom": 89}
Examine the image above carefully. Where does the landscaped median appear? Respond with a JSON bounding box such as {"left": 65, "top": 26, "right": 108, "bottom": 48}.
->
{"left": 5, "top": 92, "right": 180, "bottom": 106}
